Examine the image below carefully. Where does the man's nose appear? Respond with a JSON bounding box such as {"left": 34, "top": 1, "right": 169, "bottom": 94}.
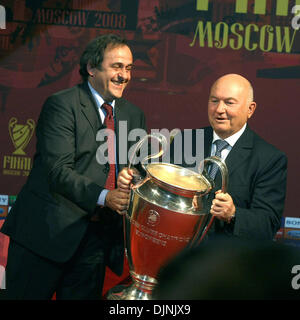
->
{"left": 118, "top": 68, "right": 130, "bottom": 81}
{"left": 216, "top": 101, "right": 226, "bottom": 112}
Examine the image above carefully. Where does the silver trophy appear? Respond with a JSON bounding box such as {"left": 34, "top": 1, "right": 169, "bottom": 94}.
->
{"left": 107, "top": 132, "right": 228, "bottom": 300}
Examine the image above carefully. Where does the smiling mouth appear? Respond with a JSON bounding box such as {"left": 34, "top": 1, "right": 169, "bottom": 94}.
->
{"left": 112, "top": 79, "right": 128, "bottom": 87}
{"left": 112, "top": 80, "right": 123, "bottom": 85}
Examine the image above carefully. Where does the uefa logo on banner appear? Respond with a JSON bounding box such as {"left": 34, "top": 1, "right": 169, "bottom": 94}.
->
{"left": 3, "top": 118, "right": 35, "bottom": 177}
{"left": 8, "top": 118, "right": 35, "bottom": 156}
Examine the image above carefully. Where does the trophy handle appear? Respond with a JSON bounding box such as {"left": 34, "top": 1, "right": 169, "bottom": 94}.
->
{"left": 194, "top": 156, "right": 229, "bottom": 245}
{"left": 202, "top": 156, "right": 228, "bottom": 193}
{"left": 128, "top": 132, "right": 168, "bottom": 186}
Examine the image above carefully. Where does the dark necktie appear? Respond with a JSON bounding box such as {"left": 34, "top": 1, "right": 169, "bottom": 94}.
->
{"left": 102, "top": 103, "right": 116, "bottom": 190}
{"left": 209, "top": 139, "right": 229, "bottom": 179}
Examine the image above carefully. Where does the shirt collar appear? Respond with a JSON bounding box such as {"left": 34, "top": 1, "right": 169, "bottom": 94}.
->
{"left": 212, "top": 123, "right": 247, "bottom": 148}
{"left": 87, "top": 81, "right": 115, "bottom": 110}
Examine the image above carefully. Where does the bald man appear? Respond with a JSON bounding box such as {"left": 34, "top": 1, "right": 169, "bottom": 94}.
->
{"left": 196, "top": 73, "right": 287, "bottom": 240}
{"left": 118, "top": 74, "right": 287, "bottom": 240}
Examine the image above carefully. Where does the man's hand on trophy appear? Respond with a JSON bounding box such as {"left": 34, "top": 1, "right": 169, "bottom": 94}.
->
{"left": 210, "top": 190, "right": 236, "bottom": 223}
{"left": 105, "top": 188, "right": 130, "bottom": 215}
{"left": 117, "top": 167, "right": 133, "bottom": 191}
{"left": 192, "top": 196, "right": 200, "bottom": 210}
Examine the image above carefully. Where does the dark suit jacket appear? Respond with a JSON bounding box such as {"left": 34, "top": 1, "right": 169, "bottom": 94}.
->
{"left": 172, "top": 125, "right": 287, "bottom": 240}
{"left": 1, "top": 82, "right": 146, "bottom": 275}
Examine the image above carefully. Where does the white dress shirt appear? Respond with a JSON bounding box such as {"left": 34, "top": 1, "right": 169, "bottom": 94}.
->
{"left": 210, "top": 123, "right": 247, "bottom": 160}
{"left": 88, "top": 81, "right": 116, "bottom": 206}
{"left": 88, "top": 81, "right": 115, "bottom": 122}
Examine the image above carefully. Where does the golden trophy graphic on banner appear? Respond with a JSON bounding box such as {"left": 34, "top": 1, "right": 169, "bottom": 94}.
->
{"left": 107, "top": 132, "right": 228, "bottom": 300}
{"left": 8, "top": 118, "right": 35, "bottom": 155}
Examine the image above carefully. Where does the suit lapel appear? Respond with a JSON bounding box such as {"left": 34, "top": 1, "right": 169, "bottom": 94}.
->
{"left": 225, "top": 125, "right": 254, "bottom": 176}
{"left": 204, "top": 125, "right": 253, "bottom": 177}
{"left": 114, "top": 99, "right": 129, "bottom": 133}
{"left": 79, "top": 82, "right": 104, "bottom": 134}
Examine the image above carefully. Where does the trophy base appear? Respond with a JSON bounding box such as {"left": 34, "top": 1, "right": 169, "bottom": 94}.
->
{"left": 106, "top": 273, "right": 157, "bottom": 300}
{"left": 107, "top": 284, "right": 152, "bottom": 300}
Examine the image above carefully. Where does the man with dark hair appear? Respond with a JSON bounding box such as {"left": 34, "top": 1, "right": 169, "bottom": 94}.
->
{"left": 1, "top": 33, "right": 146, "bottom": 299}
{"left": 79, "top": 33, "right": 129, "bottom": 82}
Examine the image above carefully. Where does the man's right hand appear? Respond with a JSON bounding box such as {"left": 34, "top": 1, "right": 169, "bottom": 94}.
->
{"left": 117, "top": 167, "right": 133, "bottom": 191}
{"left": 105, "top": 188, "right": 130, "bottom": 215}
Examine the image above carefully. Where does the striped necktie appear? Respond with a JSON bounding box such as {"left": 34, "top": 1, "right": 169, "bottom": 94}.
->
{"left": 102, "top": 103, "right": 116, "bottom": 190}
{"left": 209, "top": 139, "right": 228, "bottom": 179}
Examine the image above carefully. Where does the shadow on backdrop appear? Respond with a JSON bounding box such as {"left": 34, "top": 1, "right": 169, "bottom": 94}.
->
{"left": 152, "top": 236, "right": 300, "bottom": 300}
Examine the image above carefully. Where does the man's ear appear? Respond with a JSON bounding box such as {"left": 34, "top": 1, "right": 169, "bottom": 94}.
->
{"left": 248, "top": 101, "right": 256, "bottom": 119}
{"left": 87, "top": 62, "right": 95, "bottom": 77}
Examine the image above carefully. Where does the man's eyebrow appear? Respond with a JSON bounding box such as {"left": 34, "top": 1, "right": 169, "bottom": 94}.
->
{"left": 225, "top": 97, "right": 238, "bottom": 101}
{"left": 209, "top": 95, "right": 220, "bottom": 100}
{"left": 111, "top": 62, "right": 134, "bottom": 67}
{"left": 209, "top": 95, "right": 237, "bottom": 101}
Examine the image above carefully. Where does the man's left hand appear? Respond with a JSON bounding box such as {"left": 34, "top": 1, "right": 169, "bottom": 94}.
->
{"left": 210, "top": 190, "right": 236, "bottom": 223}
